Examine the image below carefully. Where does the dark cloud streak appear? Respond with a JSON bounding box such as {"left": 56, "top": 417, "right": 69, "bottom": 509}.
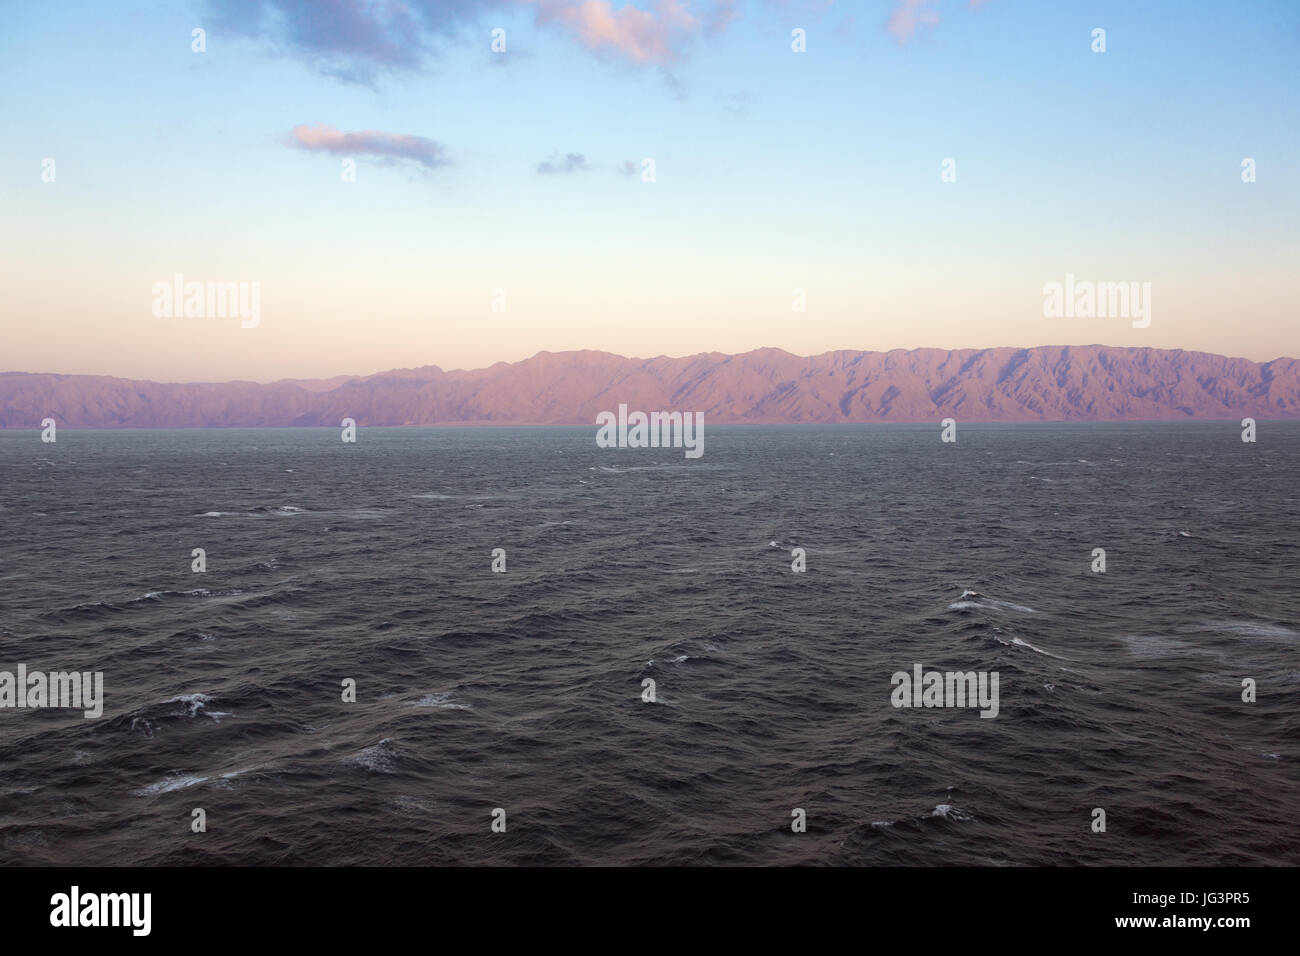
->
{"left": 536, "top": 152, "right": 589, "bottom": 175}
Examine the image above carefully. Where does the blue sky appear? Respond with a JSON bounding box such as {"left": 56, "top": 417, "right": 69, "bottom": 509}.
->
{"left": 1, "top": 0, "right": 1297, "bottom": 381}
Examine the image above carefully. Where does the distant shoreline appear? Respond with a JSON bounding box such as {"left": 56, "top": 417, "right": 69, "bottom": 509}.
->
{"left": 4, "top": 345, "right": 1298, "bottom": 429}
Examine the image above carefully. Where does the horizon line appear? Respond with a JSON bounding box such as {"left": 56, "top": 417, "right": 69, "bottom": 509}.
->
{"left": 7, "top": 419, "right": 1296, "bottom": 432}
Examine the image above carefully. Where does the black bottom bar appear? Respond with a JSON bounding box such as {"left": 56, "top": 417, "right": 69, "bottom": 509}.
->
{"left": 0, "top": 866, "right": 1283, "bottom": 943}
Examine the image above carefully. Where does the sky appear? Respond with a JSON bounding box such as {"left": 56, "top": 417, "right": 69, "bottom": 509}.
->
{"left": 1, "top": 0, "right": 1297, "bottom": 383}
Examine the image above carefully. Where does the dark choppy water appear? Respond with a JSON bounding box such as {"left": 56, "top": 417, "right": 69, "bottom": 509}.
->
{"left": 1, "top": 423, "right": 1297, "bottom": 866}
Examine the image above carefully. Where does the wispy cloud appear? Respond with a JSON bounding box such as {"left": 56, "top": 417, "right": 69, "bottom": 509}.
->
{"left": 289, "top": 124, "right": 451, "bottom": 169}
{"left": 720, "top": 90, "right": 754, "bottom": 117}
{"left": 213, "top": 0, "right": 738, "bottom": 82}
{"left": 537, "top": 152, "right": 590, "bottom": 175}
{"left": 887, "top": 0, "right": 940, "bottom": 45}
{"left": 705, "top": 0, "right": 739, "bottom": 36}
{"left": 532, "top": 0, "right": 724, "bottom": 66}
{"left": 208, "top": 0, "right": 490, "bottom": 84}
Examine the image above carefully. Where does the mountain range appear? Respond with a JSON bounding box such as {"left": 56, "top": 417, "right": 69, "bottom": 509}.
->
{"left": 3, "top": 345, "right": 1299, "bottom": 428}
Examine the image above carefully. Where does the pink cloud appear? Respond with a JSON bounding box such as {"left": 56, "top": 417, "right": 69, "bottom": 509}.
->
{"left": 887, "top": 0, "right": 940, "bottom": 44}
{"left": 289, "top": 124, "right": 449, "bottom": 168}
{"left": 705, "top": 0, "right": 739, "bottom": 37}
{"left": 532, "top": 0, "right": 705, "bottom": 65}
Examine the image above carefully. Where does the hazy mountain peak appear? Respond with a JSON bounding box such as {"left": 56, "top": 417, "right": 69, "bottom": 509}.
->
{"left": 3, "top": 345, "right": 1296, "bottom": 428}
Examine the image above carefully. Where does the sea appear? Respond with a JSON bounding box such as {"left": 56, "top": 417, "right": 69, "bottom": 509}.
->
{"left": 1, "top": 422, "right": 1297, "bottom": 866}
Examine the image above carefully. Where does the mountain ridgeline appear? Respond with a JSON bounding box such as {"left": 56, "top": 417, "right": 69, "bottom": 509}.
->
{"left": 3, "top": 345, "right": 1299, "bottom": 428}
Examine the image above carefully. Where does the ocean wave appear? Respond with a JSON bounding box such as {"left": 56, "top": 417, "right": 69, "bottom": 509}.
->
{"left": 591, "top": 463, "right": 685, "bottom": 473}
{"left": 40, "top": 586, "right": 241, "bottom": 622}
{"left": 929, "top": 804, "right": 974, "bottom": 821}
{"left": 135, "top": 773, "right": 209, "bottom": 795}
{"left": 134, "top": 765, "right": 254, "bottom": 796}
{"left": 201, "top": 505, "right": 309, "bottom": 518}
{"left": 44, "top": 599, "right": 126, "bottom": 621}
{"left": 868, "top": 804, "right": 976, "bottom": 829}
{"left": 109, "top": 693, "right": 231, "bottom": 737}
{"left": 411, "top": 693, "right": 472, "bottom": 710}
{"left": 1196, "top": 620, "right": 1296, "bottom": 639}
{"left": 343, "top": 738, "right": 401, "bottom": 774}
{"left": 948, "top": 589, "right": 1037, "bottom": 614}
{"left": 998, "top": 635, "right": 1069, "bottom": 660}
{"left": 143, "top": 588, "right": 243, "bottom": 601}
{"left": 157, "top": 694, "right": 232, "bottom": 721}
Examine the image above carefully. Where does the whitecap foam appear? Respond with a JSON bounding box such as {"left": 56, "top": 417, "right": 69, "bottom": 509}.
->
{"left": 949, "top": 590, "right": 1037, "bottom": 613}
{"left": 135, "top": 773, "right": 209, "bottom": 795}
{"left": 345, "top": 738, "right": 400, "bottom": 773}
{"left": 144, "top": 588, "right": 242, "bottom": 601}
{"left": 1002, "top": 636, "right": 1068, "bottom": 660}
{"left": 929, "top": 804, "right": 973, "bottom": 821}
{"left": 165, "top": 693, "right": 231, "bottom": 720}
{"left": 411, "top": 693, "right": 471, "bottom": 710}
